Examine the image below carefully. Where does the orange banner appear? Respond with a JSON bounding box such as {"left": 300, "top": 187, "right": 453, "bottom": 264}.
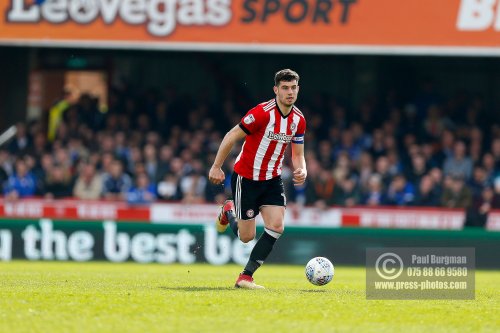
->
{"left": 1, "top": 0, "right": 500, "bottom": 53}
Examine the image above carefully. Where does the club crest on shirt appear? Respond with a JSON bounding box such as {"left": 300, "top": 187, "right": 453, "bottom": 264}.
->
{"left": 246, "top": 209, "right": 255, "bottom": 218}
{"left": 243, "top": 114, "right": 255, "bottom": 124}
{"left": 290, "top": 122, "right": 297, "bottom": 131}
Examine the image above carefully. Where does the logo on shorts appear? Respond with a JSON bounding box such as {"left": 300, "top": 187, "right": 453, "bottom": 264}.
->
{"left": 290, "top": 122, "right": 297, "bottom": 131}
{"left": 246, "top": 209, "right": 255, "bottom": 218}
{"left": 243, "top": 114, "right": 255, "bottom": 125}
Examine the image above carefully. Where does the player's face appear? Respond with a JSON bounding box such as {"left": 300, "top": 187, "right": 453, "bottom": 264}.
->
{"left": 274, "top": 80, "right": 299, "bottom": 107}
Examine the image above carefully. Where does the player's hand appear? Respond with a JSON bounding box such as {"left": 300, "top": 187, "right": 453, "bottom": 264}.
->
{"left": 209, "top": 166, "right": 225, "bottom": 185}
{"left": 293, "top": 168, "right": 307, "bottom": 186}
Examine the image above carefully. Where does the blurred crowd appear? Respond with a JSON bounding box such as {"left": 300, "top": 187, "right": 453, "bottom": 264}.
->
{"left": 1, "top": 81, "right": 500, "bottom": 226}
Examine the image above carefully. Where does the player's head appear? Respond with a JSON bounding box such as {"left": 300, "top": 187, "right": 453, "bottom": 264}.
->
{"left": 274, "top": 69, "right": 299, "bottom": 87}
{"left": 274, "top": 69, "right": 300, "bottom": 107}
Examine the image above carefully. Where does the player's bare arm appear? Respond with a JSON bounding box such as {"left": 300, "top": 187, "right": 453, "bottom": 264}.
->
{"left": 291, "top": 142, "right": 307, "bottom": 186}
{"left": 208, "top": 125, "right": 246, "bottom": 185}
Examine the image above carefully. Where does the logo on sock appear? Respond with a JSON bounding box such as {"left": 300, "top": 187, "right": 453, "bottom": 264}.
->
{"left": 246, "top": 209, "right": 255, "bottom": 218}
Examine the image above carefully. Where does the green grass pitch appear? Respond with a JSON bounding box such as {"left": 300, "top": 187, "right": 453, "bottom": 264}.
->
{"left": 0, "top": 261, "right": 498, "bottom": 332}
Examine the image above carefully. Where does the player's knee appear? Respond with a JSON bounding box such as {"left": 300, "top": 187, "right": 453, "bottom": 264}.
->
{"left": 273, "top": 225, "right": 285, "bottom": 234}
{"left": 267, "top": 222, "right": 284, "bottom": 234}
{"left": 239, "top": 232, "right": 255, "bottom": 243}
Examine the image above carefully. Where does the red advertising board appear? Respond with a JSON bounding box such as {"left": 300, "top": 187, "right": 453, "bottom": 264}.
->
{"left": 0, "top": 199, "right": 499, "bottom": 230}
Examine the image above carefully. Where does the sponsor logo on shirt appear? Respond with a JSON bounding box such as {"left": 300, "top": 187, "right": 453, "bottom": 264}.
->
{"left": 267, "top": 131, "right": 293, "bottom": 143}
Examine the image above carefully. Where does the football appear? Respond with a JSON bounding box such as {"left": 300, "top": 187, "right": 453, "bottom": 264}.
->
{"left": 305, "top": 257, "right": 335, "bottom": 286}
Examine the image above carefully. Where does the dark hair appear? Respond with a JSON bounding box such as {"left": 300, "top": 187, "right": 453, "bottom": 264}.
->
{"left": 274, "top": 69, "right": 300, "bottom": 86}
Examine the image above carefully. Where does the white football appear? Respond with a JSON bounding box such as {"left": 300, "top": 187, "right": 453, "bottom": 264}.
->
{"left": 305, "top": 257, "right": 334, "bottom": 286}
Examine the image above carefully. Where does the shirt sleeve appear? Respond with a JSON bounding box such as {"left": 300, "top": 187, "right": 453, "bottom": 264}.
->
{"left": 292, "top": 117, "right": 306, "bottom": 144}
{"left": 239, "top": 106, "right": 265, "bottom": 135}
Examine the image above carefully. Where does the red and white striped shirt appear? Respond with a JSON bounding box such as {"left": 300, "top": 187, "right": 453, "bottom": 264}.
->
{"left": 234, "top": 99, "right": 306, "bottom": 181}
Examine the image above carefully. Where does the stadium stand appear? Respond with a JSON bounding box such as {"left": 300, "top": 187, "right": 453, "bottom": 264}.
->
{"left": 1, "top": 83, "right": 499, "bottom": 222}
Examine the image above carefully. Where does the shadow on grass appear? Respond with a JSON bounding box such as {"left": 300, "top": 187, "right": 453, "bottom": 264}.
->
{"left": 159, "top": 286, "right": 235, "bottom": 292}
{"left": 299, "top": 289, "right": 330, "bottom": 293}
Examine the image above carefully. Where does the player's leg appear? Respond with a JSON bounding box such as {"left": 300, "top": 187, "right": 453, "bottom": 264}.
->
{"left": 218, "top": 194, "right": 261, "bottom": 288}
{"left": 236, "top": 177, "right": 286, "bottom": 289}
{"left": 216, "top": 200, "right": 256, "bottom": 241}
{"left": 237, "top": 218, "right": 256, "bottom": 243}
{"left": 232, "top": 174, "right": 264, "bottom": 289}
{"left": 215, "top": 200, "right": 235, "bottom": 233}
{"left": 233, "top": 215, "right": 261, "bottom": 289}
{"left": 241, "top": 205, "right": 284, "bottom": 277}
{"left": 224, "top": 172, "right": 257, "bottom": 241}
{"left": 216, "top": 173, "right": 240, "bottom": 235}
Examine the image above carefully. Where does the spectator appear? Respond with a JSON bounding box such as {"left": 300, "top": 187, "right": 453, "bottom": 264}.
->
{"left": 421, "top": 142, "right": 440, "bottom": 169}
{"left": 44, "top": 165, "right": 73, "bottom": 199}
{"left": 126, "top": 145, "right": 143, "bottom": 176}
{"left": 73, "top": 162, "right": 103, "bottom": 200}
{"left": 157, "top": 173, "right": 181, "bottom": 201}
{"left": 179, "top": 168, "right": 207, "bottom": 203}
{"left": 102, "top": 159, "right": 132, "bottom": 200}
{"left": 386, "top": 149, "right": 403, "bottom": 176}
{"left": 362, "top": 174, "right": 386, "bottom": 206}
{"left": 469, "top": 140, "right": 483, "bottom": 165}
{"left": 423, "top": 105, "right": 447, "bottom": 139}
{"left": 482, "top": 153, "right": 497, "bottom": 184}
{"left": 67, "top": 136, "right": 89, "bottom": 164}
{"left": 31, "top": 152, "right": 54, "bottom": 195}
{"left": 3, "top": 159, "right": 36, "bottom": 199}
{"left": 469, "top": 165, "right": 490, "bottom": 197}
{"left": 369, "top": 129, "right": 386, "bottom": 159}
{"left": 443, "top": 141, "right": 473, "bottom": 179}
{"left": 0, "top": 150, "right": 13, "bottom": 177}
{"left": 350, "top": 122, "right": 371, "bottom": 151}
{"left": 143, "top": 144, "right": 158, "bottom": 181}
{"left": 333, "top": 131, "right": 362, "bottom": 162}
{"left": 294, "top": 158, "right": 318, "bottom": 205}
{"left": 155, "top": 145, "right": 174, "bottom": 182}
{"left": 405, "top": 153, "right": 428, "bottom": 186}
{"left": 8, "top": 122, "right": 31, "bottom": 155}
{"left": 414, "top": 175, "right": 441, "bottom": 207}
{"left": 374, "top": 156, "right": 392, "bottom": 188}
{"left": 493, "top": 177, "right": 500, "bottom": 206}
{"left": 333, "top": 175, "right": 361, "bottom": 207}
{"left": 100, "top": 152, "right": 115, "bottom": 175}
{"left": 114, "top": 131, "right": 130, "bottom": 161}
{"left": 386, "top": 174, "right": 415, "bottom": 206}
{"left": 441, "top": 174, "right": 472, "bottom": 208}
{"left": 0, "top": 151, "right": 10, "bottom": 193}
{"left": 433, "top": 130, "right": 455, "bottom": 167}
{"left": 305, "top": 167, "right": 336, "bottom": 207}
{"left": 32, "top": 132, "right": 48, "bottom": 158}
{"left": 357, "top": 151, "right": 374, "bottom": 190}
{"left": 126, "top": 172, "right": 156, "bottom": 204}
{"left": 465, "top": 186, "right": 500, "bottom": 227}
{"left": 317, "top": 140, "right": 334, "bottom": 169}
{"left": 47, "top": 89, "right": 72, "bottom": 142}
{"left": 53, "top": 147, "right": 73, "bottom": 175}
{"left": 428, "top": 167, "right": 444, "bottom": 194}
{"left": 491, "top": 138, "right": 500, "bottom": 169}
